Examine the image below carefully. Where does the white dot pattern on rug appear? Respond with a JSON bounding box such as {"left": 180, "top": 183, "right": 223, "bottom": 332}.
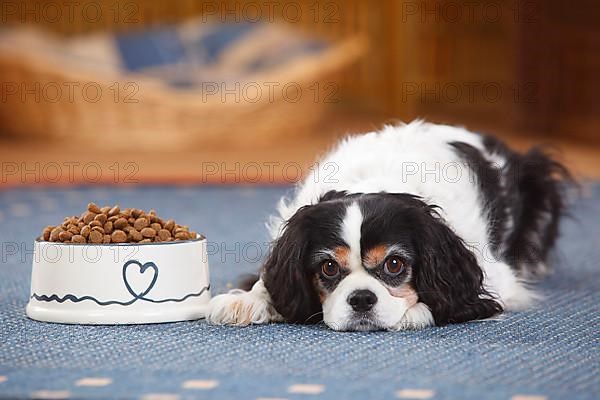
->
{"left": 29, "top": 390, "right": 71, "bottom": 399}
{"left": 75, "top": 377, "right": 112, "bottom": 387}
{"left": 287, "top": 384, "right": 325, "bottom": 395}
{"left": 0, "top": 375, "right": 6, "bottom": 383}
{"left": 140, "top": 394, "right": 180, "bottom": 400}
{"left": 396, "top": 389, "right": 435, "bottom": 399}
{"left": 181, "top": 379, "right": 219, "bottom": 389}
{"left": 511, "top": 396, "right": 547, "bottom": 400}
{"left": 65, "top": 190, "right": 83, "bottom": 203}
{"left": 39, "top": 198, "right": 58, "bottom": 212}
{"left": 10, "top": 203, "right": 31, "bottom": 217}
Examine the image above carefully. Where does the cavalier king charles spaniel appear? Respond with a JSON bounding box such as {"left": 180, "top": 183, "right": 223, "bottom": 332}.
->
{"left": 208, "top": 121, "right": 571, "bottom": 331}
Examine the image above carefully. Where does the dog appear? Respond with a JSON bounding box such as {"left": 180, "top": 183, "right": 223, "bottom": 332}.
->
{"left": 207, "top": 121, "right": 571, "bottom": 331}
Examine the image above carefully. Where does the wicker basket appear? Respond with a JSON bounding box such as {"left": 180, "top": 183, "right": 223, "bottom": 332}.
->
{"left": 0, "top": 25, "right": 366, "bottom": 150}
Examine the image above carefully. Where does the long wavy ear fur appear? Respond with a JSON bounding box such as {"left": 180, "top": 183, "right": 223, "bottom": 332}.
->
{"left": 413, "top": 211, "right": 504, "bottom": 325}
{"left": 261, "top": 206, "right": 322, "bottom": 324}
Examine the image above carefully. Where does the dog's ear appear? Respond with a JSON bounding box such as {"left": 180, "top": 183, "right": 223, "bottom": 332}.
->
{"left": 412, "top": 211, "right": 503, "bottom": 325}
{"left": 262, "top": 206, "right": 322, "bottom": 324}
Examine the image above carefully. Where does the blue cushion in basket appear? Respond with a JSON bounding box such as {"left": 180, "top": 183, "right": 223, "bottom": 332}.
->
{"left": 113, "top": 21, "right": 327, "bottom": 88}
{"left": 115, "top": 27, "right": 187, "bottom": 71}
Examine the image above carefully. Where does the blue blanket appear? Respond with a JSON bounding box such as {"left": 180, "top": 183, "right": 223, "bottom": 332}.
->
{"left": 0, "top": 185, "right": 598, "bottom": 399}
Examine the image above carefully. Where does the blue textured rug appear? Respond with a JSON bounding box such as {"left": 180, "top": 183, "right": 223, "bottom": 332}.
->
{"left": 1, "top": 185, "right": 598, "bottom": 400}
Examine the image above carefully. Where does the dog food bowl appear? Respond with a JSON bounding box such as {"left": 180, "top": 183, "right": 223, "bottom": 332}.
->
{"left": 26, "top": 236, "right": 211, "bottom": 324}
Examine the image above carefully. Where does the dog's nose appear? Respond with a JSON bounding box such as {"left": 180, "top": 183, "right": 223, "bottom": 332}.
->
{"left": 348, "top": 289, "right": 378, "bottom": 312}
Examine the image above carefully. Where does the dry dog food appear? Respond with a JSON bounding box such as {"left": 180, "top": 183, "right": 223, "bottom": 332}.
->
{"left": 41, "top": 203, "right": 200, "bottom": 244}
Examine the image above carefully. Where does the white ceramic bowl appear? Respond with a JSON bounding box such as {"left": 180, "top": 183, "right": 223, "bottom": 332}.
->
{"left": 26, "top": 236, "right": 211, "bottom": 324}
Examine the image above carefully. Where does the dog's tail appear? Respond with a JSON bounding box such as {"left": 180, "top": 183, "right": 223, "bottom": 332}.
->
{"left": 504, "top": 145, "right": 576, "bottom": 277}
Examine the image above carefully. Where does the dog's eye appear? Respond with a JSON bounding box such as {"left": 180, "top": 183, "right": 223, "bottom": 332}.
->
{"left": 321, "top": 260, "right": 340, "bottom": 278}
{"left": 384, "top": 256, "right": 405, "bottom": 276}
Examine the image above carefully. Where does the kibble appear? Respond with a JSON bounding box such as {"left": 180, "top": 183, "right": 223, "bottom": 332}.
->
{"left": 141, "top": 227, "right": 156, "bottom": 238}
{"left": 42, "top": 226, "right": 52, "bottom": 241}
{"left": 50, "top": 227, "right": 62, "bottom": 242}
{"left": 89, "top": 230, "right": 103, "bottom": 244}
{"left": 134, "top": 217, "right": 149, "bottom": 231}
{"left": 158, "top": 229, "right": 172, "bottom": 241}
{"left": 129, "top": 229, "right": 143, "bottom": 242}
{"left": 163, "top": 220, "right": 175, "bottom": 231}
{"left": 88, "top": 202, "right": 102, "bottom": 214}
{"left": 58, "top": 231, "right": 73, "bottom": 242}
{"left": 114, "top": 218, "right": 128, "bottom": 230}
{"left": 108, "top": 205, "right": 120, "bottom": 217}
{"left": 94, "top": 213, "right": 107, "bottom": 225}
{"left": 111, "top": 230, "right": 127, "bottom": 243}
{"left": 71, "top": 235, "right": 86, "bottom": 243}
{"left": 82, "top": 212, "right": 96, "bottom": 225}
{"left": 39, "top": 203, "right": 201, "bottom": 244}
{"left": 175, "top": 231, "right": 190, "bottom": 240}
{"left": 89, "top": 220, "right": 102, "bottom": 228}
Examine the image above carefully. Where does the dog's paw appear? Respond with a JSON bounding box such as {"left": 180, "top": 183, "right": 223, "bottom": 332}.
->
{"left": 392, "top": 302, "right": 435, "bottom": 330}
{"left": 206, "top": 280, "right": 282, "bottom": 326}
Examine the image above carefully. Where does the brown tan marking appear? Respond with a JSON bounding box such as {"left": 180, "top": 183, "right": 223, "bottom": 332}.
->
{"left": 313, "top": 275, "right": 328, "bottom": 304}
{"left": 333, "top": 246, "right": 350, "bottom": 269}
{"left": 387, "top": 283, "right": 419, "bottom": 307}
{"left": 364, "top": 244, "right": 389, "bottom": 268}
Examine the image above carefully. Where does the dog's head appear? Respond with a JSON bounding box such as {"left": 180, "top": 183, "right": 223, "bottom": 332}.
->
{"left": 262, "top": 191, "right": 502, "bottom": 331}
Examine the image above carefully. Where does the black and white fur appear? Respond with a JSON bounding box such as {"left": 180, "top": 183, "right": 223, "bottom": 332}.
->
{"left": 208, "top": 121, "right": 571, "bottom": 331}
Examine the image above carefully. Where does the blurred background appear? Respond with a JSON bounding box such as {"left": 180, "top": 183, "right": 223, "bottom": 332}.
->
{"left": 1, "top": 0, "right": 599, "bottom": 185}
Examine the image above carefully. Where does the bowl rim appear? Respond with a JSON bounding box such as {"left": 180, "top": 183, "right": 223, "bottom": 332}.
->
{"left": 35, "top": 234, "right": 206, "bottom": 247}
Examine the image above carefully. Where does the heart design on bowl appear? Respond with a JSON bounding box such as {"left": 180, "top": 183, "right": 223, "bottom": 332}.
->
{"left": 122, "top": 260, "right": 159, "bottom": 299}
{"left": 31, "top": 257, "right": 209, "bottom": 308}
